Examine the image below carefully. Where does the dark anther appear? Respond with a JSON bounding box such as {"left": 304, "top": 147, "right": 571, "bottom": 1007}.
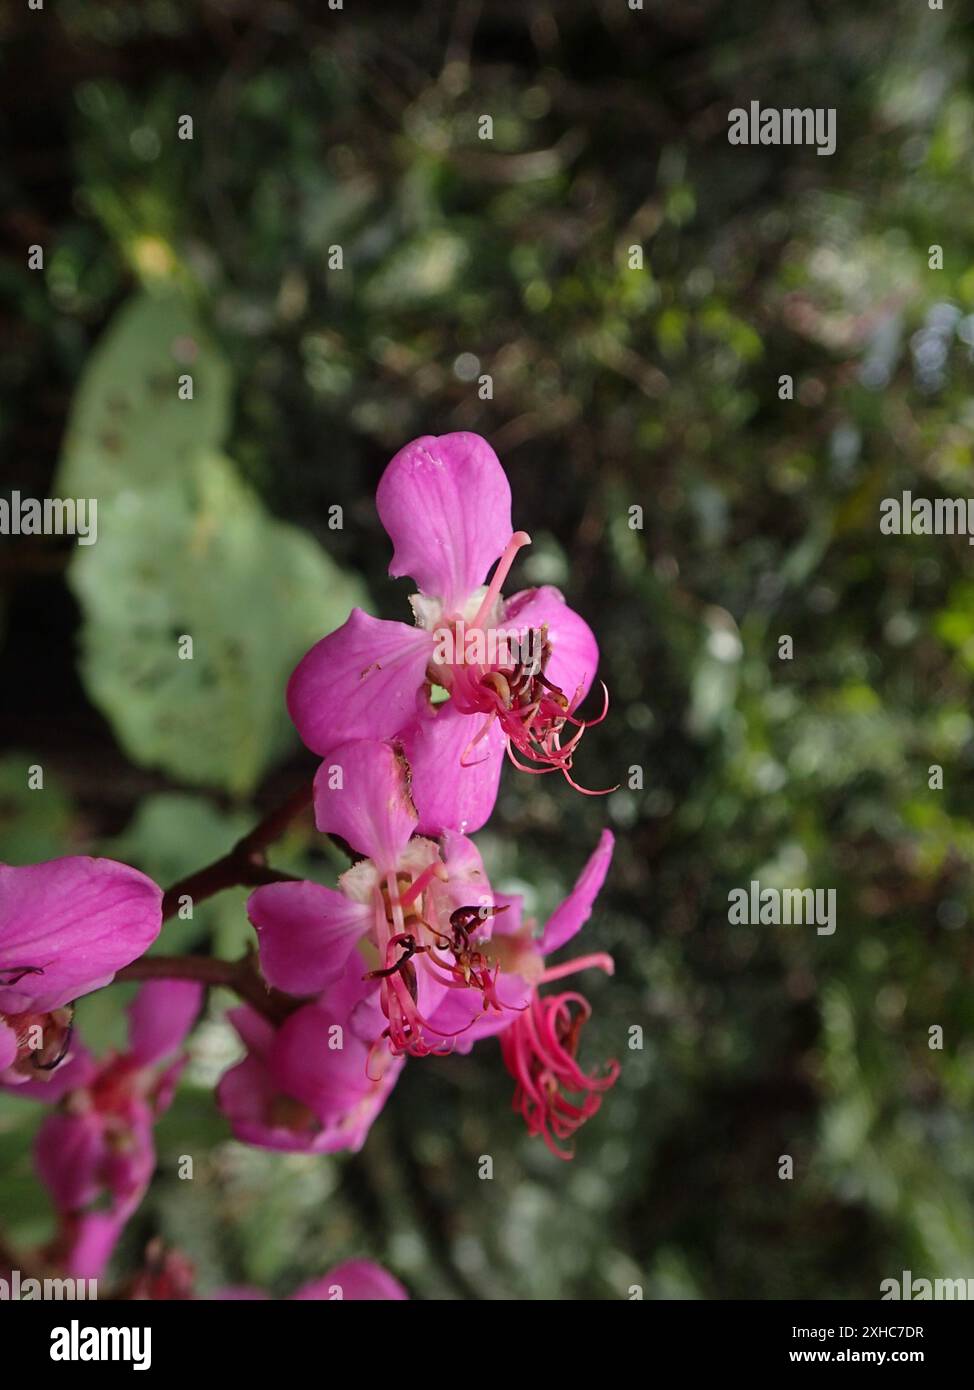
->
{"left": 365, "top": 934, "right": 424, "bottom": 980}
{"left": 0, "top": 964, "right": 45, "bottom": 986}
{"left": 449, "top": 903, "right": 508, "bottom": 943}
{"left": 34, "top": 1020, "right": 75, "bottom": 1071}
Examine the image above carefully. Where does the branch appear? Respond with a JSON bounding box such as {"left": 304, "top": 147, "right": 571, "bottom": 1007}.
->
{"left": 120, "top": 783, "right": 358, "bottom": 1021}
{"left": 159, "top": 781, "right": 349, "bottom": 921}
{"left": 115, "top": 953, "right": 299, "bottom": 1025}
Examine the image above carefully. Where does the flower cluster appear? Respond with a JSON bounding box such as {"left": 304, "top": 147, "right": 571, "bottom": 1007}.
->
{"left": 220, "top": 739, "right": 617, "bottom": 1158}
{"left": 221, "top": 435, "right": 619, "bottom": 1160}
{"left": 2, "top": 432, "right": 619, "bottom": 1293}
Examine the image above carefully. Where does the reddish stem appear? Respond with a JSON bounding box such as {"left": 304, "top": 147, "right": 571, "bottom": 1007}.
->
{"left": 115, "top": 953, "right": 299, "bottom": 1024}
{"left": 160, "top": 782, "right": 316, "bottom": 920}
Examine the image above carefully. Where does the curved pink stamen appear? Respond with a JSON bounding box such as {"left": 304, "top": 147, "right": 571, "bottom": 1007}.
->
{"left": 470, "top": 531, "right": 531, "bottom": 630}
{"left": 540, "top": 952, "right": 615, "bottom": 985}
{"left": 395, "top": 860, "right": 446, "bottom": 911}
{"left": 499, "top": 989, "right": 619, "bottom": 1158}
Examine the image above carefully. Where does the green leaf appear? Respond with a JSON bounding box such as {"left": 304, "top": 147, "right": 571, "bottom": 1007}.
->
{"left": 0, "top": 1095, "right": 52, "bottom": 1244}
{"left": 67, "top": 453, "right": 367, "bottom": 795}
{"left": 56, "top": 289, "right": 231, "bottom": 500}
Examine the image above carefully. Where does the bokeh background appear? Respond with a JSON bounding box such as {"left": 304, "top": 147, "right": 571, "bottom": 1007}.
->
{"left": 3, "top": 0, "right": 974, "bottom": 1299}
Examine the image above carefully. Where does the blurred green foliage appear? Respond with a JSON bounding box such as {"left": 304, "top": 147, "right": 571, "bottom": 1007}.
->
{"left": 3, "top": 0, "right": 974, "bottom": 1299}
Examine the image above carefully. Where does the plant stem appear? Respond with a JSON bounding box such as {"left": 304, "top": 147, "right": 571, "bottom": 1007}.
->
{"left": 120, "top": 782, "right": 356, "bottom": 1021}
{"left": 115, "top": 953, "right": 298, "bottom": 1024}
{"left": 160, "top": 781, "right": 316, "bottom": 920}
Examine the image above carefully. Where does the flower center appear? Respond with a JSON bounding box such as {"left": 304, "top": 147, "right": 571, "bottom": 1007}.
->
{"left": 364, "top": 865, "right": 510, "bottom": 1058}
{"left": 88, "top": 1055, "right": 144, "bottom": 1115}
{"left": 0, "top": 1001, "right": 75, "bottom": 1078}
{"left": 448, "top": 624, "right": 612, "bottom": 792}
{"left": 269, "top": 1094, "right": 320, "bottom": 1135}
{"left": 414, "top": 530, "right": 613, "bottom": 791}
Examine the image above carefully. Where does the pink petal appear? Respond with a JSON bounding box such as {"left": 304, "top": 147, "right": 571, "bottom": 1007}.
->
{"left": 293, "top": 1260, "right": 409, "bottom": 1301}
{"left": 271, "top": 995, "right": 403, "bottom": 1152}
{"left": 502, "top": 587, "right": 599, "bottom": 704}
{"left": 0, "top": 1022, "right": 16, "bottom": 1070}
{"left": 35, "top": 1110, "right": 106, "bottom": 1211}
{"left": 270, "top": 1001, "right": 377, "bottom": 1124}
{"left": 426, "top": 969, "right": 532, "bottom": 1052}
{"left": 128, "top": 980, "right": 203, "bottom": 1065}
{"left": 61, "top": 1209, "right": 130, "bottom": 1281}
{"left": 152, "top": 1054, "right": 190, "bottom": 1116}
{"left": 0, "top": 857, "right": 162, "bottom": 1014}
{"left": 438, "top": 829, "right": 490, "bottom": 887}
{"left": 344, "top": 979, "right": 389, "bottom": 1050}
{"left": 426, "top": 831, "right": 495, "bottom": 928}
{"left": 249, "top": 880, "right": 370, "bottom": 997}
{"left": 400, "top": 700, "right": 506, "bottom": 836}
{"left": 218, "top": 982, "right": 403, "bottom": 1155}
{"left": 313, "top": 739, "right": 417, "bottom": 871}
{"left": 2, "top": 1041, "right": 96, "bottom": 1099}
{"left": 226, "top": 1005, "right": 276, "bottom": 1058}
{"left": 217, "top": 1044, "right": 388, "bottom": 1156}
{"left": 490, "top": 891, "right": 525, "bottom": 938}
{"left": 287, "top": 609, "right": 433, "bottom": 756}
{"left": 216, "top": 1053, "right": 298, "bottom": 1151}
{"left": 329, "top": 950, "right": 382, "bottom": 1025}
{"left": 100, "top": 1109, "right": 157, "bottom": 1208}
{"left": 376, "top": 433, "right": 513, "bottom": 613}
{"left": 217, "top": 1046, "right": 361, "bottom": 1156}
{"left": 538, "top": 829, "right": 615, "bottom": 955}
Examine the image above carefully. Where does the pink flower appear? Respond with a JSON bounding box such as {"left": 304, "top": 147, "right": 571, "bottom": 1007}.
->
{"left": 0, "top": 857, "right": 163, "bottom": 1085}
{"left": 427, "top": 829, "right": 620, "bottom": 1158}
{"left": 287, "top": 433, "right": 610, "bottom": 835}
{"left": 246, "top": 741, "right": 618, "bottom": 1155}
{"left": 215, "top": 953, "right": 404, "bottom": 1154}
{"left": 34, "top": 980, "right": 202, "bottom": 1278}
{"left": 248, "top": 739, "right": 511, "bottom": 1061}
